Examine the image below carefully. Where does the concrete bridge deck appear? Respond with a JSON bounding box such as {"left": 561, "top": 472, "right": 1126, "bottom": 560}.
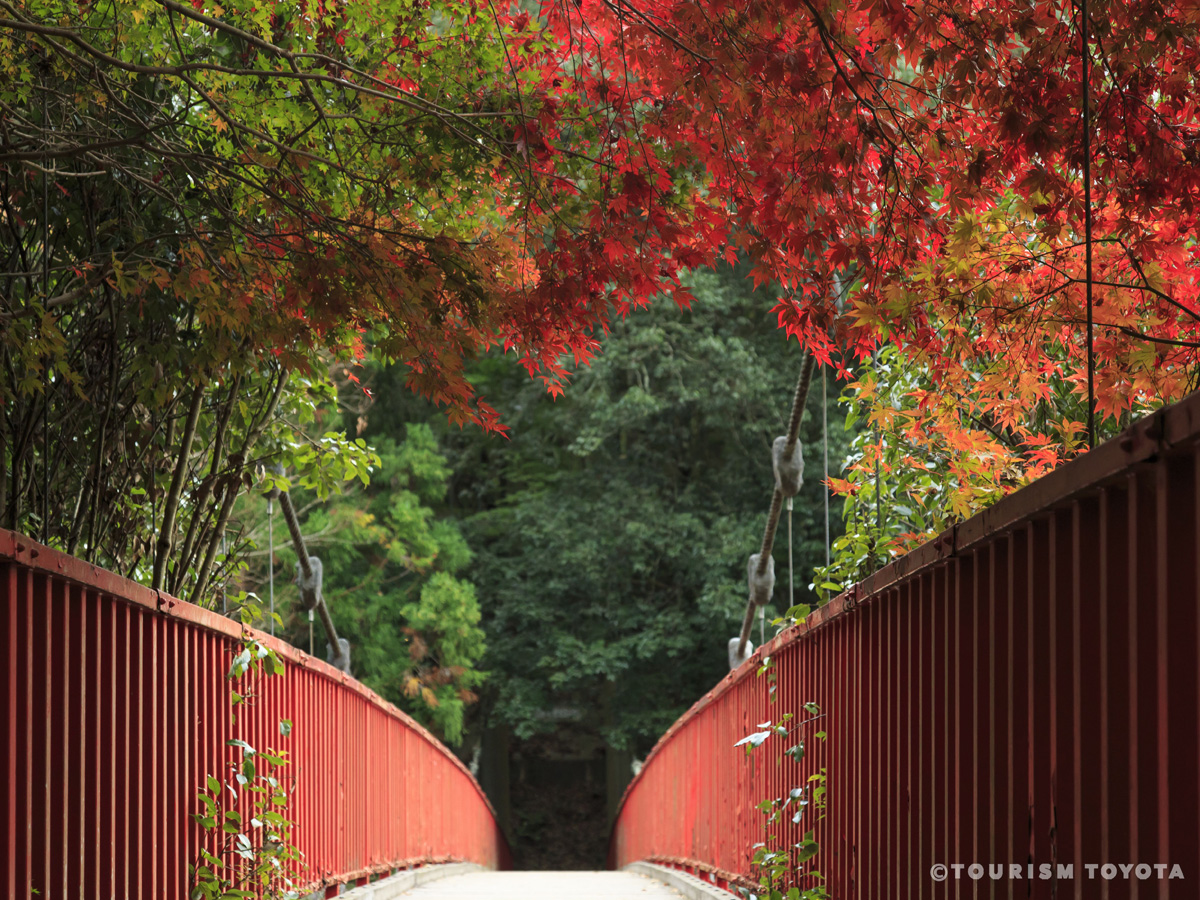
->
{"left": 333, "top": 861, "right": 735, "bottom": 900}
{"left": 400, "top": 871, "right": 690, "bottom": 899}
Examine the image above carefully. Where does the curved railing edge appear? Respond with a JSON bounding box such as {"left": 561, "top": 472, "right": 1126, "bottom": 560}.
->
{"left": 0, "top": 526, "right": 509, "bottom": 852}
{"left": 610, "top": 387, "right": 1200, "bottom": 856}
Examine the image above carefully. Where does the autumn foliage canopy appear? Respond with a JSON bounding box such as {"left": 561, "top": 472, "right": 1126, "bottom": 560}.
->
{"left": 3, "top": 0, "right": 1200, "bottom": 541}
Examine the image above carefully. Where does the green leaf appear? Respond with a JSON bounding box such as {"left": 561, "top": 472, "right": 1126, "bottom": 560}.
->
{"left": 735, "top": 730, "right": 772, "bottom": 751}
{"left": 228, "top": 738, "right": 255, "bottom": 755}
{"left": 796, "top": 837, "right": 819, "bottom": 864}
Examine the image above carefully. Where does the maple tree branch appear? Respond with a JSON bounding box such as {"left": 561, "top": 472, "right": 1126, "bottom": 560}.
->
{"left": 0, "top": 0, "right": 527, "bottom": 160}
{"left": 597, "top": 0, "right": 714, "bottom": 64}
{"left": 1111, "top": 326, "right": 1200, "bottom": 349}
{"left": 798, "top": 0, "right": 901, "bottom": 157}
{"left": 1112, "top": 240, "right": 1200, "bottom": 323}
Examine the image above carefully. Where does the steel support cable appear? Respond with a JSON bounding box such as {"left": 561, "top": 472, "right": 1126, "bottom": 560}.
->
{"left": 787, "top": 496, "right": 794, "bottom": 610}
{"left": 277, "top": 486, "right": 350, "bottom": 672}
{"left": 823, "top": 366, "right": 830, "bottom": 568}
{"left": 268, "top": 498, "right": 275, "bottom": 636}
{"left": 41, "top": 73, "right": 49, "bottom": 544}
{"left": 1082, "top": 0, "right": 1095, "bottom": 449}
{"left": 736, "top": 352, "right": 818, "bottom": 659}
{"left": 278, "top": 487, "right": 312, "bottom": 582}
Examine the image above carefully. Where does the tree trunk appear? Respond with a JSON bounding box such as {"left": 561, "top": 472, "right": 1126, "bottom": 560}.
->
{"left": 188, "top": 369, "right": 289, "bottom": 606}
{"left": 152, "top": 384, "right": 204, "bottom": 590}
{"left": 172, "top": 372, "right": 242, "bottom": 595}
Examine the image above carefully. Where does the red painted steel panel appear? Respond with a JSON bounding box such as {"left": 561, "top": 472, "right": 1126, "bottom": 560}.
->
{"left": 612, "top": 393, "right": 1200, "bottom": 896}
{"left": 0, "top": 530, "right": 508, "bottom": 898}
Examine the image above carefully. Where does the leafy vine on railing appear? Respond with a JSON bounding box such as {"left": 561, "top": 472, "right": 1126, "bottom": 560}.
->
{"left": 190, "top": 599, "right": 304, "bottom": 900}
{"left": 736, "top": 657, "right": 829, "bottom": 900}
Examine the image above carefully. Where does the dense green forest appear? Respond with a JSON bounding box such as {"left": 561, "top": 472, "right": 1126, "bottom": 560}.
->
{"left": 249, "top": 265, "right": 851, "bottom": 757}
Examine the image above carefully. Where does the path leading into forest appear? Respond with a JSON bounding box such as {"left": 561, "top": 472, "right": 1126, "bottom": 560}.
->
{"left": 398, "top": 870, "right": 696, "bottom": 899}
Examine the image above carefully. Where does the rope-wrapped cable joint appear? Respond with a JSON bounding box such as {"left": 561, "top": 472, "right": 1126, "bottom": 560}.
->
{"left": 772, "top": 435, "right": 804, "bottom": 498}
{"left": 294, "top": 554, "right": 324, "bottom": 612}
{"left": 727, "top": 636, "right": 755, "bottom": 669}
{"left": 747, "top": 551, "right": 776, "bottom": 606}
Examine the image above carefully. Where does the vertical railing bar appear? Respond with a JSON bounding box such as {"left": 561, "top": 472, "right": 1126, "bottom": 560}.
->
{"left": 170, "top": 620, "right": 180, "bottom": 895}
{"left": 135, "top": 605, "right": 146, "bottom": 899}
{"left": 1033, "top": 515, "right": 1047, "bottom": 891}
{"left": 71, "top": 584, "right": 85, "bottom": 894}
{"left": 1006, "top": 534, "right": 1016, "bottom": 889}
{"left": 1009, "top": 528, "right": 1029, "bottom": 899}
{"left": 910, "top": 583, "right": 921, "bottom": 899}
{"left": 182, "top": 621, "right": 193, "bottom": 896}
{"left": 1072, "top": 501, "right": 1084, "bottom": 900}
{"left": 878, "top": 599, "right": 887, "bottom": 897}
{"left": 24, "top": 567, "right": 33, "bottom": 900}
{"left": 941, "top": 563, "right": 952, "bottom": 898}
{"left": 916, "top": 574, "right": 926, "bottom": 900}
{"left": 3, "top": 564, "right": 15, "bottom": 900}
{"left": 1100, "top": 487, "right": 1114, "bottom": 900}
{"left": 105, "top": 594, "right": 115, "bottom": 899}
{"left": 854, "top": 601, "right": 863, "bottom": 897}
{"left": 60, "top": 581, "right": 75, "bottom": 898}
{"left": 974, "top": 548, "right": 986, "bottom": 900}
{"left": 150, "top": 609, "right": 159, "bottom": 896}
{"left": 90, "top": 589, "right": 102, "bottom": 895}
{"left": 2, "top": 563, "right": 12, "bottom": 900}
{"left": 1154, "top": 463, "right": 1170, "bottom": 883}
{"left": 122, "top": 601, "right": 133, "bottom": 900}
{"left": 1097, "top": 486, "right": 1115, "bottom": 900}
{"left": 872, "top": 600, "right": 882, "bottom": 897}
{"left": 1057, "top": 507, "right": 1078, "bottom": 894}
{"left": 34, "top": 572, "right": 49, "bottom": 900}
{"left": 952, "top": 556, "right": 966, "bottom": 899}
{"left": 984, "top": 542, "right": 996, "bottom": 900}
{"left": 886, "top": 590, "right": 897, "bottom": 897}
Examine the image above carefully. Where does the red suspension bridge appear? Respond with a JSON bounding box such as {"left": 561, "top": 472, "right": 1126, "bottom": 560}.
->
{"left": 6, "top": 391, "right": 1200, "bottom": 898}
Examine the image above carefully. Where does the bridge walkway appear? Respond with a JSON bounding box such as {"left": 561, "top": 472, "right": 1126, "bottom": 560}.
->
{"left": 398, "top": 870, "right": 691, "bottom": 899}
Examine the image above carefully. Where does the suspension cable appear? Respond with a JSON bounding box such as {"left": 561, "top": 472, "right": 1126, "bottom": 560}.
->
{"left": 277, "top": 487, "right": 349, "bottom": 671}
{"left": 278, "top": 488, "right": 313, "bottom": 582}
{"left": 41, "top": 72, "right": 49, "bottom": 544}
{"left": 787, "top": 496, "right": 794, "bottom": 611}
{"left": 736, "top": 352, "right": 817, "bottom": 659}
{"left": 823, "top": 367, "right": 830, "bottom": 569}
{"left": 1082, "top": 0, "right": 1095, "bottom": 449}
{"left": 268, "top": 497, "right": 275, "bottom": 636}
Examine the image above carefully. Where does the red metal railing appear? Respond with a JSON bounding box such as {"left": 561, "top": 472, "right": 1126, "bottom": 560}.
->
{"left": 0, "top": 530, "right": 508, "bottom": 899}
{"left": 612, "top": 393, "right": 1200, "bottom": 897}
